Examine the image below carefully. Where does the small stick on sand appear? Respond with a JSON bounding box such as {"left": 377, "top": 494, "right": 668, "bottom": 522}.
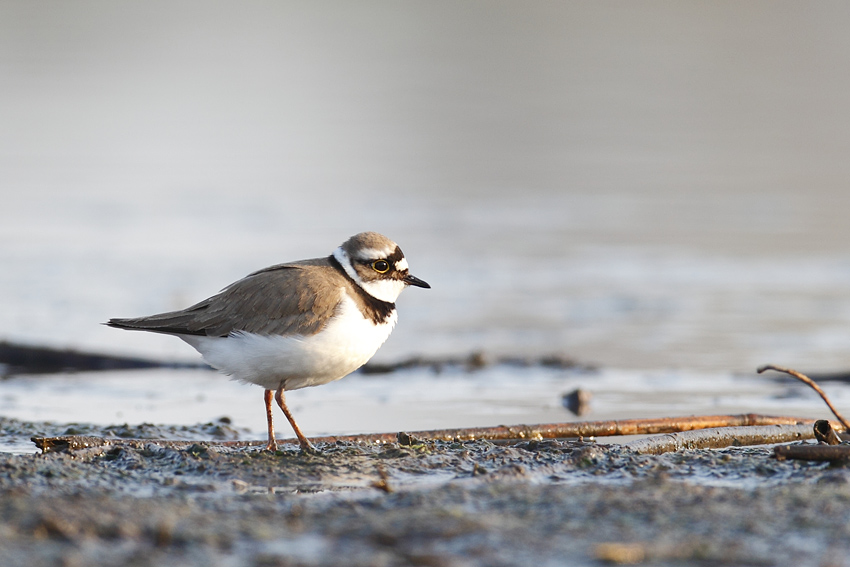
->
{"left": 757, "top": 364, "right": 850, "bottom": 432}
{"left": 624, "top": 424, "right": 813, "bottom": 455}
{"left": 774, "top": 444, "right": 850, "bottom": 462}
{"left": 32, "top": 413, "right": 819, "bottom": 454}
{"left": 813, "top": 419, "right": 843, "bottom": 445}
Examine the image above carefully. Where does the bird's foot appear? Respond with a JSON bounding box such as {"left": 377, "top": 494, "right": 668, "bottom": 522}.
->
{"left": 264, "top": 440, "right": 279, "bottom": 452}
{"left": 299, "top": 441, "right": 320, "bottom": 456}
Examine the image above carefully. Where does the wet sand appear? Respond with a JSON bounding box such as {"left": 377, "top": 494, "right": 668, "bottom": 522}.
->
{"left": 1, "top": 418, "right": 848, "bottom": 567}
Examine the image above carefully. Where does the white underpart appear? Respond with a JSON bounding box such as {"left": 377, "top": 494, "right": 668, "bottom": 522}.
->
{"left": 180, "top": 291, "right": 397, "bottom": 391}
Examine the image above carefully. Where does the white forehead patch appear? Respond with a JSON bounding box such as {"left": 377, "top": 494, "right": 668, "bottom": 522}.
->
{"left": 394, "top": 257, "right": 409, "bottom": 271}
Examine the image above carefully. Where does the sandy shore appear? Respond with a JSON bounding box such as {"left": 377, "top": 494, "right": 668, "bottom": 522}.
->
{"left": 0, "top": 418, "right": 847, "bottom": 567}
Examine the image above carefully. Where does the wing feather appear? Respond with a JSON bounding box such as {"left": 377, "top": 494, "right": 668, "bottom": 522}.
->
{"left": 107, "top": 258, "right": 342, "bottom": 338}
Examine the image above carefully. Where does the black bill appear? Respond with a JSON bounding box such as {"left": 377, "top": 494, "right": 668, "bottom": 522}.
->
{"left": 403, "top": 274, "right": 431, "bottom": 288}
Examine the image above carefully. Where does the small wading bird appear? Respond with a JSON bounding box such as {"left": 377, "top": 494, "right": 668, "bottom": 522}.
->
{"left": 107, "top": 232, "right": 430, "bottom": 453}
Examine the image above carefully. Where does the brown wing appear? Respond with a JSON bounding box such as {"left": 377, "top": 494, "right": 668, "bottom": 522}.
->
{"left": 107, "top": 258, "right": 343, "bottom": 338}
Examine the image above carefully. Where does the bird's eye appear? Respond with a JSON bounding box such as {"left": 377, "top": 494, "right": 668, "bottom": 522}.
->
{"left": 371, "top": 260, "right": 390, "bottom": 273}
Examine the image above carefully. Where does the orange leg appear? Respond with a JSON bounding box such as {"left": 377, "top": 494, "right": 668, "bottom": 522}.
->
{"left": 264, "top": 389, "right": 277, "bottom": 451}
{"left": 274, "top": 387, "right": 317, "bottom": 453}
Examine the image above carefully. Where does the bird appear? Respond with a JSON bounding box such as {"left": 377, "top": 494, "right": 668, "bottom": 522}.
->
{"left": 107, "top": 232, "right": 430, "bottom": 453}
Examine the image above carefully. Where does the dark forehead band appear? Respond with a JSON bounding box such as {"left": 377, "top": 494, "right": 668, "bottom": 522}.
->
{"left": 386, "top": 246, "right": 404, "bottom": 263}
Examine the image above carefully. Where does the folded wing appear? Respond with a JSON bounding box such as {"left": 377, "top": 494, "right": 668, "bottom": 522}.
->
{"left": 107, "top": 260, "right": 341, "bottom": 338}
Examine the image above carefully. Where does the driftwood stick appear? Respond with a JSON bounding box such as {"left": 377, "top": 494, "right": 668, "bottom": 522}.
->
{"left": 625, "top": 424, "right": 814, "bottom": 455}
{"left": 813, "top": 420, "right": 844, "bottom": 445}
{"left": 774, "top": 444, "right": 850, "bottom": 462}
{"left": 31, "top": 413, "right": 818, "bottom": 453}
{"left": 758, "top": 364, "right": 850, "bottom": 431}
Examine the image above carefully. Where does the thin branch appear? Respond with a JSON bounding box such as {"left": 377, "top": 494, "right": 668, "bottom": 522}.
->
{"left": 624, "top": 424, "right": 814, "bottom": 455}
{"left": 774, "top": 444, "right": 850, "bottom": 462}
{"left": 31, "top": 413, "right": 819, "bottom": 453}
{"left": 813, "top": 419, "right": 843, "bottom": 445}
{"left": 757, "top": 364, "right": 850, "bottom": 431}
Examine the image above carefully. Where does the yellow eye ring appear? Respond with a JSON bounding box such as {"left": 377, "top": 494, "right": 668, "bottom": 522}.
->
{"left": 371, "top": 260, "right": 390, "bottom": 273}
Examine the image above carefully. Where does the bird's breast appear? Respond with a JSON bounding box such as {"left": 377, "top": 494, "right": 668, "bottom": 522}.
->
{"left": 181, "top": 292, "right": 397, "bottom": 391}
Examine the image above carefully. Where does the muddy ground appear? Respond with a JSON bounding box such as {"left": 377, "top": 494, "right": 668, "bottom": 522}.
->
{"left": 0, "top": 418, "right": 849, "bottom": 567}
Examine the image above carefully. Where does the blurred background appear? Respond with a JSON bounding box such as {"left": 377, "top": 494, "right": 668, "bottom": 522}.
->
{"left": 3, "top": 2, "right": 850, "bottom": 437}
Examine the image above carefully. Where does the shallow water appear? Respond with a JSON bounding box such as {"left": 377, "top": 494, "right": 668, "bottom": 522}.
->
{"left": 3, "top": 3, "right": 850, "bottom": 435}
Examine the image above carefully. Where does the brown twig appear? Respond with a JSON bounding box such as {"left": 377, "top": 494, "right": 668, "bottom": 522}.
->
{"left": 757, "top": 364, "right": 850, "bottom": 432}
{"left": 774, "top": 444, "right": 850, "bottom": 462}
{"left": 813, "top": 420, "right": 843, "bottom": 445}
{"left": 31, "top": 413, "right": 819, "bottom": 453}
{"left": 624, "top": 424, "right": 814, "bottom": 455}
{"left": 371, "top": 465, "right": 393, "bottom": 493}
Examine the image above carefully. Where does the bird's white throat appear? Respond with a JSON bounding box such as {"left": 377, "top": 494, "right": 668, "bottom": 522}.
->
{"left": 332, "top": 246, "right": 406, "bottom": 303}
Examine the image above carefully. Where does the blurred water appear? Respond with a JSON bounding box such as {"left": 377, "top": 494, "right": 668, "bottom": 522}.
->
{"left": 3, "top": 2, "right": 850, "bottom": 434}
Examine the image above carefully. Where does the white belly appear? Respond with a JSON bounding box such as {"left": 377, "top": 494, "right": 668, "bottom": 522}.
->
{"left": 180, "top": 293, "right": 397, "bottom": 391}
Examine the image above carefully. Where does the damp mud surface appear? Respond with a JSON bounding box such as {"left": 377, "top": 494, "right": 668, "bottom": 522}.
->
{"left": 0, "top": 419, "right": 849, "bottom": 566}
